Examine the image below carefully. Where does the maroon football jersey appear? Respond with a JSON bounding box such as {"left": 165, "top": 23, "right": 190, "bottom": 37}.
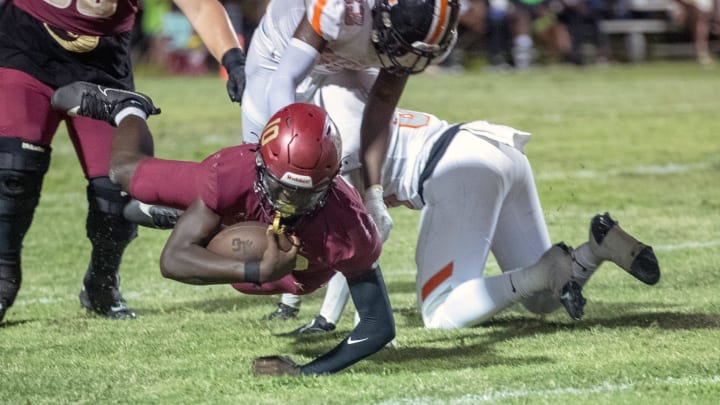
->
{"left": 130, "top": 144, "right": 382, "bottom": 294}
{"left": 14, "top": 0, "right": 138, "bottom": 35}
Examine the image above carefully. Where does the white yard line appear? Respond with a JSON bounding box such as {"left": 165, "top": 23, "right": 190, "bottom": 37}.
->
{"left": 655, "top": 240, "right": 720, "bottom": 251}
{"left": 536, "top": 162, "right": 710, "bottom": 181}
{"left": 379, "top": 375, "right": 720, "bottom": 404}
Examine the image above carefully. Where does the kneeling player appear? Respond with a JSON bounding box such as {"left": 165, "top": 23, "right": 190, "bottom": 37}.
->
{"left": 279, "top": 83, "right": 659, "bottom": 332}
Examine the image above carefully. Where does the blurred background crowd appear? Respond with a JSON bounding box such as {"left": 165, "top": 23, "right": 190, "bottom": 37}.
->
{"left": 124, "top": 0, "right": 719, "bottom": 75}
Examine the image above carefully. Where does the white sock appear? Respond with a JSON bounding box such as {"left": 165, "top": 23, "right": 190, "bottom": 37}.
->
{"left": 280, "top": 293, "right": 301, "bottom": 309}
{"left": 319, "top": 272, "right": 350, "bottom": 324}
{"left": 571, "top": 243, "right": 601, "bottom": 286}
{"left": 114, "top": 107, "right": 147, "bottom": 126}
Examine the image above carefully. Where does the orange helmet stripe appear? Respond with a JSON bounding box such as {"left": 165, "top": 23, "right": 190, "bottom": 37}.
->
{"left": 426, "top": 0, "right": 449, "bottom": 45}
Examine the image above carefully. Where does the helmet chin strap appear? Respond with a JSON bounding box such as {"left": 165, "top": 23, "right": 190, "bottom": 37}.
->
{"left": 273, "top": 212, "right": 289, "bottom": 235}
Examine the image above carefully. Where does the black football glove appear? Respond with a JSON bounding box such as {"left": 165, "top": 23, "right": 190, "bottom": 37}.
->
{"left": 221, "top": 47, "right": 246, "bottom": 104}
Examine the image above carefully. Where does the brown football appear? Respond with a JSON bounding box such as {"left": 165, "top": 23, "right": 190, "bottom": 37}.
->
{"left": 206, "top": 221, "right": 293, "bottom": 261}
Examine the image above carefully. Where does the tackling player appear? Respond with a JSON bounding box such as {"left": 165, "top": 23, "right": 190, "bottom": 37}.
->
{"left": 51, "top": 82, "right": 395, "bottom": 375}
{"left": 0, "top": 0, "right": 245, "bottom": 323}
{"left": 242, "top": 0, "right": 460, "bottom": 240}
{"left": 241, "top": 0, "right": 461, "bottom": 319}
{"left": 285, "top": 83, "right": 660, "bottom": 331}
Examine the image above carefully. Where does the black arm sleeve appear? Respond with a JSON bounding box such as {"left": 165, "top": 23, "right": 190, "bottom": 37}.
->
{"left": 299, "top": 265, "right": 395, "bottom": 375}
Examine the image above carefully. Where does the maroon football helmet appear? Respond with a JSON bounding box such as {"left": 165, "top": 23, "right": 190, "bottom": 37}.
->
{"left": 255, "top": 103, "right": 342, "bottom": 217}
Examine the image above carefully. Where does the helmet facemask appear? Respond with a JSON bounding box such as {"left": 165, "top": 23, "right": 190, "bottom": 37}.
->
{"left": 255, "top": 154, "right": 334, "bottom": 218}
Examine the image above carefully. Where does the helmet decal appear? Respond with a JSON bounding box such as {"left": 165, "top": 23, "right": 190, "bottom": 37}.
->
{"left": 260, "top": 117, "right": 281, "bottom": 146}
{"left": 279, "top": 172, "right": 314, "bottom": 188}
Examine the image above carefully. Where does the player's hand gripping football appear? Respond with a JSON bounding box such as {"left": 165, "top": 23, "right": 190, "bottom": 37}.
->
{"left": 259, "top": 226, "right": 299, "bottom": 283}
{"left": 364, "top": 185, "right": 393, "bottom": 242}
{"left": 253, "top": 355, "right": 301, "bottom": 376}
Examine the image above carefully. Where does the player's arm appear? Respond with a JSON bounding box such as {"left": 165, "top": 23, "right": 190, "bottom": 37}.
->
{"left": 160, "top": 198, "right": 297, "bottom": 285}
{"left": 265, "top": 17, "right": 327, "bottom": 115}
{"left": 172, "top": 0, "right": 241, "bottom": 63}
{"left": 254, "top": 265, "right": 394, "bottom": 375}
{"left": 361, "top": 69, "right": 408, "bottom": 188}
{"left": 359, "top": 69, "right": 409, "bottom": 240}
{"left": 173, "top": 0, "right": 245, "bottom": 102}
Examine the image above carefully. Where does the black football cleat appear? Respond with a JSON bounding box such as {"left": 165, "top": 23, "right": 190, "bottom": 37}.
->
{"left": 264, "top": 302, "right": 299, "bottom": 321}
{"left": 80, "top": 271, "right": 136, "bottom": 320}
{"left": 52, "top": 81, "right": 160, "bottom": 126}
{"left": 287, "top": 315, "right": 336, "bottom": 335}
{"left": 559, "top": 280, "right": 586, "bottom": 321}
{"left": 123, "top": 199, "right": 181, "bottom": 229}
{"left": 531, "top": 242, "right": 586, "bottom": 320}
{"left": 589, "top": 212, "right": 660, "bottom": 285}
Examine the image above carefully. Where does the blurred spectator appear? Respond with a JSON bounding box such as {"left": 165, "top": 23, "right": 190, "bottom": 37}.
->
{"left": 140, "top": 0, "right": 172, "bottom": 66}
{"left": 487, "top": 0, "right": 574, "bottom": 69}
{"left": 236, "top": 0, "right": 268, "bottom": 47}
{"left": 554, "top": 0, "right": 612, "bottom": 64}
{"left": 486, "top": 0, "right": 515, "bottom": 68}
{"left": 159, "top": 5, "right": 209, "bottom": 75}
{"left": 435, "top": 0, "right": 487, "bottom": 73}
{"left": 671, "top": 0, "right": 719, "bottom": 64}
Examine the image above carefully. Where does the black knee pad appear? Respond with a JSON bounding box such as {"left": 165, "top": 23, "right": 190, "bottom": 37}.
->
{"left": 0, "top": 138, "right": 51, "bottom": 260}
{"left": 86, "top": 177, "right": 137, "bottom": 245}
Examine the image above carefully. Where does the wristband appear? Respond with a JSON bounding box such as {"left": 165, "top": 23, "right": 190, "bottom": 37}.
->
{"left": 244, "top": 261, "right": 260, "bottom": 284}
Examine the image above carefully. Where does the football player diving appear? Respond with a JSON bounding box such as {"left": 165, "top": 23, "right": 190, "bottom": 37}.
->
{"left": 51, "top": 82, "right": 395, "bottom": 376}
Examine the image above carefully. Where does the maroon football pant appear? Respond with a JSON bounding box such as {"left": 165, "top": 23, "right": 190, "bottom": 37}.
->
{"left": 0, "top": 68, "right": 114, "bottom": 178}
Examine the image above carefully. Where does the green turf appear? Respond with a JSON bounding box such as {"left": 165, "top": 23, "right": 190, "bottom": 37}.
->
{"left": 2, "top": 62, "right": 719, "bottom": 404}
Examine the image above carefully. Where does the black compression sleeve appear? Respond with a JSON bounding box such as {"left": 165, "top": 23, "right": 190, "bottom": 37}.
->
{"left": 299, "top": 265, "right": 395, "bottom": 375}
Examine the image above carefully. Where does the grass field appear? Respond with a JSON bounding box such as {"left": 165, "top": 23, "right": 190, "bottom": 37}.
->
{"left": 2, "top": 62, "right": 719, "bottom": 404}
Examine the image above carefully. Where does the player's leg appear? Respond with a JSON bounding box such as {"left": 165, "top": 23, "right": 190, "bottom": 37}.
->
{"left": 417, "top": 132, "right": 513, "bottom": 328}
{"left": 418, "top": 134, "right": 582, "bottom": 328}
{"left": 484, "top": 142, "right": 586, "bottom": 317}
{"left": 489, "top": 144, "right": 561, "bottom": 315}
{"left": 68, "top": 116, "right": 137, "bottom": 319}
{"left": 287, "top": 272, "right": 349, "bottom": 333}
{"left": 0, "top": 140, "right": 51, "bottom": 323}
{"left": 266, "top": 294, "right": 301, "bottom": 320}
{"left": 52, "top": 82, "right": 182, "bottom": 227}
{"left": 573, "top": 212, "right": 660, "bottom": 286}
{"left": 0, "top": 68, "right": 57, "bottom": 323}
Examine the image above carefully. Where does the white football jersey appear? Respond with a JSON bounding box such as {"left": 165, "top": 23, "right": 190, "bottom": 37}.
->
{"left": 253, "top": 0, "right": 382, "bottom": 74}
{"left": 382, "top": 110, "right": 451, "bottom": 209}
{"left": 382, "top": 111, "right": 532, "bottom": 209}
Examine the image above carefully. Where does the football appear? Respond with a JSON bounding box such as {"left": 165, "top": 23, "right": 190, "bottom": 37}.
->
{"left": 206, "top": 221, "right": 293, "bottom": 261}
